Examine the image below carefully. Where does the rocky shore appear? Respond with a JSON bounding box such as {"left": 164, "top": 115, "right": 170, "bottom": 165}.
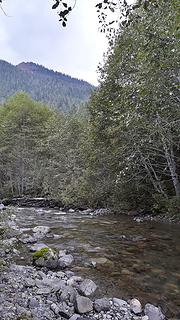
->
{"left": 0, "top": 208, "right": 168, "bottom": 320}
{"left": 2, "top": 197, "right": 180, "bottom": 224}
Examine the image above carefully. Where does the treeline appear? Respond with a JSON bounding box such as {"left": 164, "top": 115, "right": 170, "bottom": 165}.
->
{"left": 0, "top": 93, "right": 88, "bottom": 205}
{"left": 0, "top": 60, "right": 93, "bottom": 112}
{"left": 0, "top": 0, "right": 179, "bottom": 214}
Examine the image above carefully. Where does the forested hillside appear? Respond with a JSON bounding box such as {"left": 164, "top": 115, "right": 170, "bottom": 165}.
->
{"left": 0, "top": 0, "right": 179, "bottom": 216}
{"left": 0, "top": 60, "right": 93, "bottom": 112}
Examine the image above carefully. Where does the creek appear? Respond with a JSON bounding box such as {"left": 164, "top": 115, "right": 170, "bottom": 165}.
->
{"left": 11, "top": 207, "right": 180, "bottom": 318}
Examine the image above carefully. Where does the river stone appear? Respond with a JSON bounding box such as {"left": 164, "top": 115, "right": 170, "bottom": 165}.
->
{"left": 59, "top": 285, "right": 77, "bottom": 303}
{"left": 59, "top": 302, "right": 74, "bottom": 318}
{"left": 69, "top": 209, "right": 75, "bottom": 213}
{"left": 59, "top": 254, "right": 74, "bottom": 268}
{"left": 28, "top": 297, "right": 39, "bottom": 308}
{"left": 144, "top": 303, "right": 165, "bottom": 320}
{"left": 59, "top": 249, "right": 67, "bottom": 257}
{"left": 75, "top": 296, "right": 93, "bottom": 314}
{"left": 24, "top": 277, "right": 36, "bottom": 287}
{"left": 69, "top": 315, "right": 80, "bottom": 320}
{"left": 32, "top": 226, "right": 50, "bottom": 234}
{"left": 34, "top": 249, "right": 58, "bottom": 269}
{"left": 94, "top": 298, "right": 111, "bottom": 312}
{"left": 79, "top": 279, "right": 97, "bottom": 297}
{"left": 130, "top": 298, "right": 142, "bottom": 314}
{"left": 36, "top": 277, "right": 66, "bottom": 292}
{"left": 51, "top": 303, "right": 60, "bottom": 315}
{"left": 90, "top": 257, "right": 113, "bottom": 270}
{"left": 20, "top": 234, "right": 37, "bottom": 244}
{"left": 67, "top": 276, "right": 82, "bottom": 287}
{"left": 77, "top": 318, "right": 96, "bottom": 320}
{"left": 113, "top": 298, "right": 128, "bottom": 308}
{"left": 30, "top": 243, "right": 49, "bottom": 252}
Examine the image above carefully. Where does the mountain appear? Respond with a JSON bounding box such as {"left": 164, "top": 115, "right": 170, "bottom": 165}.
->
{"left": 0, "top": 60, "right": 94, "bottom": 112}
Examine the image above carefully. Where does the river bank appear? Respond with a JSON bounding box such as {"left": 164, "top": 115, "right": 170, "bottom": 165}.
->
{"left": 0, "top": 210, "right": 168, "bottom": 320}
{"left": 2, "top": 197, "right": 180, "bottom": 224}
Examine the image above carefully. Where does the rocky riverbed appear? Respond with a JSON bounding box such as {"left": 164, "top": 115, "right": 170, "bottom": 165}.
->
{"left": 0, "top": 207, "right": 179, "bottom": 319}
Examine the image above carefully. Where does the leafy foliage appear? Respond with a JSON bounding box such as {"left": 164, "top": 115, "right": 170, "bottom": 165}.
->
{"left": 87, "top": 0, "right": 180, "bottom": 210}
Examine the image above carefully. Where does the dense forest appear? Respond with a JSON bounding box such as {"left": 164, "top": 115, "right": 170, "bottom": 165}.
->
{"left": 0, "top": 60, "right": 93, "bottom": 112}
{"left": 0, "top": 0, "right": 179, "bottom": 215}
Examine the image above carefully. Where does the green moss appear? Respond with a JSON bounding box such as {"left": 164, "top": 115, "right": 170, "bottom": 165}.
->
{"left": 32, "top": 247, "right": 49, "bottom": 260}
{"left": 16, "top": 315, "right": 30, "bottom": 320}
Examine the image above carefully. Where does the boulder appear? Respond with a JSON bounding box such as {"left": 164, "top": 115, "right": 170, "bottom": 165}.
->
{"left": 144, "top": 303, "right": 165, "bottom": 320}
{"left": 94, "top": 298, "right": 111, "bottom": 312}
{"left": 79, "top": 279, "right": 97, "bottom": 297}
{"left": 32, "top": 226, "right": 51, "bottom": 239}
{"left": 20, "top": 234, "right": 37, "bottom": 244}
{"left": 75, "top": 296, "right": 93, "bottom": 314}
{"left": 33, "top": 248, "right": 58, "bottom": 269}
{"left": 130, "top": 298, "right": 142, "bottom": 314}
{"left": 59, "top": 254, "right": 74, "bottom": 268}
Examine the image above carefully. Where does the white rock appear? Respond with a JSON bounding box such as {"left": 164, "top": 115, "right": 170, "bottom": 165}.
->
{"left": 32, "top": 226, "right": 50, "bottom": 234}
{"left": 58, "top": 249, "right": 67, "bottom": 257}
{"left": 130, "top": 298, "right": 142, "bottom": 314}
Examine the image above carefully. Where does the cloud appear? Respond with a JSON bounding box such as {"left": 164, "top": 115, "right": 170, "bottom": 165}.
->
{"left": 0, "top": 0, "right": 108, "bottom": 84}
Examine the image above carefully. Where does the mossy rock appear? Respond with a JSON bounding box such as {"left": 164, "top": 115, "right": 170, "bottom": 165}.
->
{"left": 0, "top": 259, "right": 6, "bottom": 271}
{"left": 32, "top": 247, "right": 49, "bottom": 261}
{"left": 0, "top": 227, "right": 7, "bottom": 237}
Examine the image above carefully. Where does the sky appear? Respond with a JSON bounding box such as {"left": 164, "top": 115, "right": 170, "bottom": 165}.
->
{"left": 0, "top": 0, "right": 109, "bottom": 85}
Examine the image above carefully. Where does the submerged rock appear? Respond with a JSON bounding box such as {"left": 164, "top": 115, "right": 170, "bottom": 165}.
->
{"left": 90, "top": 257, "right": 113, "bottom": 269}
{"left": 59, "top": 254, "right": 74, "bottom": 269}
{"left": 144, "top": 303, "right": 165, "bottom": 320}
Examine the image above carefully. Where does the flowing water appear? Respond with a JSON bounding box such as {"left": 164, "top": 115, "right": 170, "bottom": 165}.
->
{"left": 12, "top": 207, "right": 180, "bottom": 317}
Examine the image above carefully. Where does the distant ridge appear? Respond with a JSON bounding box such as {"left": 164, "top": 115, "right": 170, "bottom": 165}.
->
{"left": 0, "top": 60, "right": 94, "bottom": 112}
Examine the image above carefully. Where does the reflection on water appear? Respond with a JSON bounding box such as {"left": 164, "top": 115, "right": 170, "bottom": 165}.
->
{"left": 14, "top": 207, "right": 180, "bottom": 317}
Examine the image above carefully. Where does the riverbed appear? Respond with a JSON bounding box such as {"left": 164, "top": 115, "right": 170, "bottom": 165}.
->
{"left": 10, "top": 207, "right": 180, "bottom": 318}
